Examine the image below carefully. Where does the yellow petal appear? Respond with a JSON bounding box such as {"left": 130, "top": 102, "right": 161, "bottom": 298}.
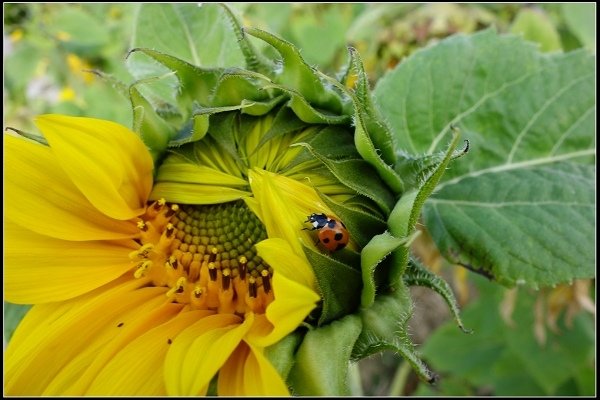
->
{"left": 150, "top": 181, "right": 250, "bottom": 204}
{"left": 86, "top": 309, "right": 214, "bottom": 395}
{"left": 164, "top": 313, "right": 253, "bottom": 395}
{"left": 156, "top": 155, "right": 248, "bottom": 186}
{"left": 5, "top": 278, "right": 161, "bottom": 396}
{"left": 5, "top": 220, "right": 138, "bottom": 304}
{"left": 246, "top": 271, "right": 319, "bottom": 348}
{"left": 35, "top": 115, "right": 153, "bottom": 220}
{"left": 255, "top": 238, "right": 315, "bottom": 289}
{"left": 5, "top": 134, "right": 140, "bottom": 240}
{"left": 248, "top": 168, "right": 330, "bottom": 255}
{"left": 45, "top": 298, "right": 178, "bottom": 395}
{"left": 216, "top": 340, "right": 250, "bottom": 396}
{"left": 218, "top": 342, "right": 289, "bottom": 396}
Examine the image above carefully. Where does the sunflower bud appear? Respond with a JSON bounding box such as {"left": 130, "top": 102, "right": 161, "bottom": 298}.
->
{"left": 126, "top": 4, "right": 467, "bottom": 395}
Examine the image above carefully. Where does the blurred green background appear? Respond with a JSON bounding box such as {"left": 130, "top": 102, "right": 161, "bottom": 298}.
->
{"left": 3, "top": 3, "right": 595, "bottom": 396}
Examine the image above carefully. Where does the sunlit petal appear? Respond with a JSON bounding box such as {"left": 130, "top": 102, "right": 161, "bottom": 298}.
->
{"left": 249, "top": 168, "right": 331, "bottom": 255}
{"left": 5, "top": 220, "right": 138, "bottom": 304}
{"left": 246, "top": 272, "right": 319, "bottom": 347}
{"left": 5, "top": 278, "right": 162, "bottom": 396}
{"left": 218, "top": 341, "right": 289, "bottom": 396}
{"left": 86, "top": 309, "right": 213, "bottom": 395}
{"left": 165, "top": 313, "right": 253, "bottom": 395}
{"left": 35, "top": 115, "right": 153, "bottom": 220}
{"left": 5, "top": 134, "right": 139, "bottom": 240}
{"left": 150, "top": 182, "right": 250, "bottom": 204}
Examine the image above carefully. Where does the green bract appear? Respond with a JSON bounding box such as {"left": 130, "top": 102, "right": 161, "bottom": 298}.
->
{"left": 125, "top": 3, "right": 471, "bottom": 393}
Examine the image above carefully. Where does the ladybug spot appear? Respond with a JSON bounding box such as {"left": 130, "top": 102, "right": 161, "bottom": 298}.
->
{"left": 322, "top": 238, "right": 330, "bottom": 243}
{"left": 334, "top": 232, "right": 343, "bottom": 241}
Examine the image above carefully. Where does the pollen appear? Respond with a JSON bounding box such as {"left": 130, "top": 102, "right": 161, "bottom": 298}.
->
{"left": 132, "top": 199, "right": 274, "bottom": 315}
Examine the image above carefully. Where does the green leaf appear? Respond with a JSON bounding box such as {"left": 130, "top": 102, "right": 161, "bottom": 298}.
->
{"left": 51, "top": 7, "right": 110, "bottom": 55}
{"left": 287, "top": 4, "right": 353, "bottom": 68}
{"left": 375, "top": 30, "right": 596, "bottom": 288}
{"left": 420, "top": 275, "right": 596, "bottom": 395}
{"left": 426, "top": 162, "right": 595, "bottom": 288}
{"left": 561, "top": 4, "right": 596, "bottom": 53}
{"left": 132, "top": 4, "right": 244, "bottom": 68}
{"left": 288, "top": 314, "right": 362, "bottom": 396}
{"left": 128, "top": 4, "right": 244, "bottom": 109}
{"left": 302, "top": 244, "right": 362, "bottom": 326}
{"left": 510, "top": 8, "right": 562, "bottom": 52}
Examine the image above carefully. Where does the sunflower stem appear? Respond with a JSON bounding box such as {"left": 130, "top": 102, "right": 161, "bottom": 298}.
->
{"left": 347, "top": 362, "right": 364, "bottom": 396}
{"left": 388, "top": 360, "right": 411, "bottom": 396}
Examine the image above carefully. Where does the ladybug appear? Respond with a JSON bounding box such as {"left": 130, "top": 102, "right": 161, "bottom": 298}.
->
{"left": 303, "top": 213, "right": 349, "bottom": 252}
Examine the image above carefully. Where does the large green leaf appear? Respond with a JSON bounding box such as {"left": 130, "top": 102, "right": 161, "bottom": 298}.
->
{"left": 374, "top": 30, "right": 595, "bottom": 288}
{"left": 127, "top": 4, "right": 245, "bottom": 108}
{"left": 131, "top": 3, "right": 244, "bottom": 68}
{"left": 418, "top": 275, "right": 595, "bottom": 396}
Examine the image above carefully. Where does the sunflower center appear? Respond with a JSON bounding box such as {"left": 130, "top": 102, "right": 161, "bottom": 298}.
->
{"left": 130, "top": 199, "right": 273, "bottom": 315}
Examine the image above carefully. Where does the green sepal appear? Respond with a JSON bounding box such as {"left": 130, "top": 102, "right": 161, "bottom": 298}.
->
{"left": 244, "top": 27, "right": 346, "bottom": 113}
{"left": 264, "top": 330, "right": 304, "bottom": 383}
{"left": 256, "top": 106, "right": 310, "bottom": 149}
{"left": 360, "top": 231, "right": 414, "bottom": 308}
{"left": 395, "top": 139, "right": 470, "bottom": 191}
{"left": 318, "top": 191, "right": 387, "bottom": 249}
{"left": 218, "top": 3, "right": 275, "bottom": 75}
{"left": 295, "top": 142, "right": 396, "bottom": 215}
{"left": 288, "top": 314, "right": 362, "bottom": 396}
{"left": 387, "top": 130, "right": 463, "bottom": 282}
{"left": 127, "top": 48, "right": 220, "bottom": 108}
{"left": 210, "top": 69, "right": 272, "bottom": 107}
{"left": 263, "top": 83, "right": 350, "bottom": 125}
{"left": 282, "top": 125, "right": 356, "bottom": 173}
{"left": 302, "top": 244, "right": 361, "bottom": 326}
{"left": 130, "top": 85, "right": 175, "bottom": 161}
{"left": 315, "top": 68, "right": 404, "bottom": 195}
{"left": 342, "top": 194, "right": 386, "bottom": 220}
{"left": 239, "top": 95, "right": 287, "bottom": 116}
{"left": 204, "top": 111, "right": 245, "bottom": 164}
{"left": 346, "top": 46, "right": 397, "bottom": 165}
{"left": 351, "top": 281, "right": 437, "bottom": 384}
{"left": 82, "top": 68, "right": 129, "bottom": 99}
{"left": 404, "top": 257, "right": 472, "bottom": 334}
{"left": 353, "top": 107, "right": 405, "bottom": 194}
{"left": 5, "top": 127, "right": 48, "bottom": 146}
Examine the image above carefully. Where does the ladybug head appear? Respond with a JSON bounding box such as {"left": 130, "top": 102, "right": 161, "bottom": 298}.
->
{"left": 305, "top": 213, "right": 329, "bottom": 229}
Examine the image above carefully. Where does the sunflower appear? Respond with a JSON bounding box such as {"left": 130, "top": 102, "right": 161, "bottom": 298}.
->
{"left": 5, "top": 6, "right": 467, "bottom": 395}
{"left": 5, "top": 114, "right": 328, "bottom": 395}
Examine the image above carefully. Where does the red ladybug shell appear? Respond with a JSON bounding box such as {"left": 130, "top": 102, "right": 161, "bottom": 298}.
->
{"left": 317, "top": 217, "right": 349, "bottom": 252}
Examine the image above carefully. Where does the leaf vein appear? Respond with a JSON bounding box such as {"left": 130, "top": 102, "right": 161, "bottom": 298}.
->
{"left": 506, "top": 72, "right": 595, "bottom": 163}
